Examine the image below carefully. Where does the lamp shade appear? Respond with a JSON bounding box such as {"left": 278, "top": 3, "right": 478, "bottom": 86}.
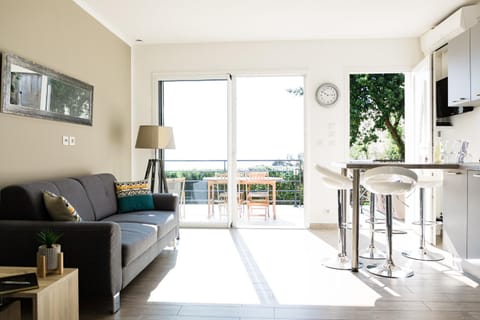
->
{"left": 135, "top": 125, "right": 175, "bottom": 149}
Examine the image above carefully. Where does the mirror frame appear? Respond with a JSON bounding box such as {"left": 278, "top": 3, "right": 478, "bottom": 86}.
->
{"left": 1, "top": 52, "right": 94, "bottom": 126}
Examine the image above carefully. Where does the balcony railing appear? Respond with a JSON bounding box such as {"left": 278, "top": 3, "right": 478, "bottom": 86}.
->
{"left": 165, "top": 159, "right": 303, "bottom": 206}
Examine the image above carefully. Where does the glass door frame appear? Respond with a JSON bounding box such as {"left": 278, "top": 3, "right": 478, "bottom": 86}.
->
{"left": 153, "top": 73, "right": 236, "bottom": 228}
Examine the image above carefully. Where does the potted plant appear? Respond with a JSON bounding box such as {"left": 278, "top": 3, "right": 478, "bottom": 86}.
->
{"left": 37, "top": 230, "right": 63, "bottom": 271}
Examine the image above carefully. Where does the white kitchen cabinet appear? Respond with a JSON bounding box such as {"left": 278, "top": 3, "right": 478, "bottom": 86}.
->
{"left": 443, "top": 170, "right": 467, "bottom": 258}
{"left": 467, "top": 170, "right": 480, "bottom": 258}
{"left": 448, "top": 31, "right": 471, "bottom": 106}
{"left": 470, "top": 23, "right": 480, "bottom": 103}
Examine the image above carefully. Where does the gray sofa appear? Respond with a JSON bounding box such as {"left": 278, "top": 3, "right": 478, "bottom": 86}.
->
{"left": 0, "top": 173, "right": 179, "bottom": 313}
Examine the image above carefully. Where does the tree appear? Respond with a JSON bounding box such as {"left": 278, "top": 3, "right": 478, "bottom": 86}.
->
{"left": 350, "top": 73, "right": 405, "bottom": 160}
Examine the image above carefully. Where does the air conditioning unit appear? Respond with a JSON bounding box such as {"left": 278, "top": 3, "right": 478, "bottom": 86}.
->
{"left": 420, "top": 4, "right": 480, "bottom": 55}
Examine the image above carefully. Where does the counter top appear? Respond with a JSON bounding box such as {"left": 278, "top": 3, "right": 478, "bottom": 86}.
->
{"left": 333, "top": 161, "right": 480, "bottom": 170}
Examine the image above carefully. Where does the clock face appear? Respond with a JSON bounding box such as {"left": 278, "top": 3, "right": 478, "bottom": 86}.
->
{"left": 315, "top": 83, "right": 339, "bottom": 106}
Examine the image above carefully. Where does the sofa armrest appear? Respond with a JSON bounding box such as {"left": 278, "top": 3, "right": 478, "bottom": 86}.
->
{"left": 0, "top": 220, "right": 122, "bottom": 297}
{"left": 152, "top": 193, "right": 178, "bottom": 212}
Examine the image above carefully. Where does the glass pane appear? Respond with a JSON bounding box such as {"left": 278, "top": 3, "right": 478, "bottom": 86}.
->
{"left": 162, "top": 79, "right": 229, "bottom": 226}
{"left": 236, "top": 76, "right": 305, "bottom": 228}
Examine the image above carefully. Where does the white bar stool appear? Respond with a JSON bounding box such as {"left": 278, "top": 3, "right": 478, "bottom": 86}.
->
{"left": 315, "top": 164, "right": 358, "bottom": 270}
{"left": 402, "top": 175, "right": 444, "bottom": 261}
{"left": 362, "top": 166, "right": 417, "bottom": 278}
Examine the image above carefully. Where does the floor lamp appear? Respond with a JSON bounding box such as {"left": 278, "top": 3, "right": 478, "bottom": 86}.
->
{"left": 135, "top": 125, "right": 175, "bottom": 193}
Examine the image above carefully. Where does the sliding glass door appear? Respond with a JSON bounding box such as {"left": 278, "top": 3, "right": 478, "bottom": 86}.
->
{"left": 157, "top": 74, "right": 305, "bottom": 228}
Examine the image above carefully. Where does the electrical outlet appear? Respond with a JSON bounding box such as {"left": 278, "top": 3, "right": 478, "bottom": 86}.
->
{"left": 69, "top": 136, "right": 76, "bottom": 146}
{"left": 62, "top": 136, "right": 69, "bottom": 146}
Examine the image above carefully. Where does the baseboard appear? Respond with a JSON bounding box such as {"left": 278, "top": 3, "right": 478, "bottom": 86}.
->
{"left": 309, "top": 223, "right": 337, "bottom": 230}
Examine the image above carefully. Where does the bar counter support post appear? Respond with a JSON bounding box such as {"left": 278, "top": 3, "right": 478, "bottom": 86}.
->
{"left": 351, "top": 169, "right": 360, "bottom": 271}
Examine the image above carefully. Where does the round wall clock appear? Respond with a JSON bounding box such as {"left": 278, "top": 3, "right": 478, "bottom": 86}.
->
{"left": 315, "top": 83, "right": 339, "bottom": 107}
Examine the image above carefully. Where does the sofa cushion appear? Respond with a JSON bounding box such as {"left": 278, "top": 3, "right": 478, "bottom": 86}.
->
{"left": 104, "top": 211, "right": 176, "bottom": 239}
{"left": 51, "top": 179, "right": 96, "bottom": 221}
{"left": 0, "top": 178, "right": 96, "bottom": 221}
{"left": 114, "top": 180, "right": 155, "bottom": 213}
{"left": 43, "top": 191, "right": 82, "bottom": 222}
{"left": 116, "top": 222, "right": 157, "bottom": 267}
{"left": 74, "top": 174, "right": 118, "bottom": 220}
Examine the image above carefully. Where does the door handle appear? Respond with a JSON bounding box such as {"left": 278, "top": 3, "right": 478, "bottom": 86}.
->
{"left": 472, "top": 174, "right": 480, "bottom": 178}
{"left": 446, "top": 171, "right": 462, "bottom": 175}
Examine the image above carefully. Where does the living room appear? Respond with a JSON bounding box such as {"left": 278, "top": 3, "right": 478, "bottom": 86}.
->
{"left": 1, "top": 0, "right": 480, "bottom": 319}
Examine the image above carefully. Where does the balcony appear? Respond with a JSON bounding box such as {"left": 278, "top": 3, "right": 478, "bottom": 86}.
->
{"left": 165, "top": 159, "right": 304, "bottom": 228}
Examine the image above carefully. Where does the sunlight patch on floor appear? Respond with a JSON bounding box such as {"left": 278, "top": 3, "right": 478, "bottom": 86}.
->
{"left": 237, "top": 229, "right": 381, "bottom": 306}
{"left": 148, "top": 229, "right": 259, "bottom": 304}
{"left": 147, "top": 228, "right": 382, "bottom": 306}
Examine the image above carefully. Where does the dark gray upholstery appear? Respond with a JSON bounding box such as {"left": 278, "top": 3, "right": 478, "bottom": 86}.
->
{"left": 75, "top": 174, "right": 118, "bottom": 220}
{"left": 104, "top": 211, "right": 177, "bottom": 239}
{"left": 116, "top": 222, "right": 157, "bottom": 267}
{"left": 0, "top": 173, "right": 178, "bottom": 313}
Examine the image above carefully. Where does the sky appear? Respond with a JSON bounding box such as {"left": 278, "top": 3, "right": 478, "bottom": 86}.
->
{"left": 163, "top": 76, "right": 304, "bottom": 171}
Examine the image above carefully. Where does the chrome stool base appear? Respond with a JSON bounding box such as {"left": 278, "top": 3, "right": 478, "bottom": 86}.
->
{"left": 402, "top": 249, "right": 444, "bottom": 261}
{"left": 360, "top": 246, "right": 386, "bottom": 260}
{"left": 323, "top": 255, "right": 363, "bottom": 270}
{"left": 366, "top": 262, "right": 414, "bottom": 278}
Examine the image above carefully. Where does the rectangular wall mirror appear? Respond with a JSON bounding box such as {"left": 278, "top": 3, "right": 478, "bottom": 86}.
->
{"left": 1, "top": 52, "right": 93, "bottom": 125}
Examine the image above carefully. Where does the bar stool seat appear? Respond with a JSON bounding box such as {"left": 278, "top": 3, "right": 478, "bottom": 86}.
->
{"left": 315, "top": 164, "right": 357, "bottom": 270}
{"left": 362, "top": 166, "right": 417, "bottom": 278}
{"left": 402, "top": 175, "right": 444, "bottom": 261}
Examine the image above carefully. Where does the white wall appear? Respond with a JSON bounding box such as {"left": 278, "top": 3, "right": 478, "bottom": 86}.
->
{"left": 438, "top": 108, "right": 480, "bottom": 162}
{"left": 132, "top": 39, "right": 423, "bottom": 225}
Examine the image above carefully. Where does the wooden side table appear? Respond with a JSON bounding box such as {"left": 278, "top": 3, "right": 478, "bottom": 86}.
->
{"left": 0, "top": 267, "right": 78, "bottom": 320}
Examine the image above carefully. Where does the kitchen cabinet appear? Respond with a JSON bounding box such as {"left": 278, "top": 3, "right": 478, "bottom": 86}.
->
{"left": 448, "top": 23, "right": 480, "bottom": 106}
{"left": 448, "top": 31, "right": 471, "bottom": 106}
{"left": 467, "top": 170, "right": 480, "bottom": 258}
{"left": 443, "top": 170, "right": 467, "bottom": 258}
{"left": 470, "top": 23, "right": 480, "bottom": 103}
{"left": 443, "top": 169, "right": 480, "bottom": 259}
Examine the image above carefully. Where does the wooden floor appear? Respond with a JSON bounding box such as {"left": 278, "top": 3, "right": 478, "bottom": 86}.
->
{"left": 80, "top": 228, "right": 480, "bottom": 320}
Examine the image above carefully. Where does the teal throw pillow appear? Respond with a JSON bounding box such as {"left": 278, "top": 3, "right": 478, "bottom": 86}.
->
{"left": 115, "top": 179, "right": 155, "bottom": 213}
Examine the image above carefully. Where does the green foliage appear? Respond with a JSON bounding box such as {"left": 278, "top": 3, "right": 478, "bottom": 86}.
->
{"left": 286, "top": 87, "right": 304, "bottom": 96}
{"left": 350, "top": 73, "right": 405, "bottom": 160}
{"left": 37, "top": 230, "right": 63, "bottom": 248}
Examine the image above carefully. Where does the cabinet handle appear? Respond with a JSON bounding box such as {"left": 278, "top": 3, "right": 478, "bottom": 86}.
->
{"left": 446, "top": 171, "right": 462, "bottom": 175}
{"left": 459, "top": 97, "right": 467, "bottom": 100}
{"left": 477, "top": 93, "right": 480, "bottom": 97}
{"left": 472, "top": 174, "right": 480, "bottom": 178}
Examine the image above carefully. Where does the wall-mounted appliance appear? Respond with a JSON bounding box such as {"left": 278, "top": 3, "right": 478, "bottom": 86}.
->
{"left": 436, "top": 77, "right": 473, "bottom": 126}
{"left": 421, "top": 4, "right": 480, "bottom": 55}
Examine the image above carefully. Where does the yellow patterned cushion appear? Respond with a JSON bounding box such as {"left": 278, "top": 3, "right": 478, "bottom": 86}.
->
{"left": 115, "top": 179, "right": 155, "bottom": 213}
{"left": 43, "top": 191, "right": 82, "bottom": 221}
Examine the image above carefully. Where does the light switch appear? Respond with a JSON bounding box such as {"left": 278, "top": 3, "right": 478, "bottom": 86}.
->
{"left": 62, "top": 136, "right": 69, "bottom": 146}
{"left": 69, "top": 136, "right": 76, "bottom": 146}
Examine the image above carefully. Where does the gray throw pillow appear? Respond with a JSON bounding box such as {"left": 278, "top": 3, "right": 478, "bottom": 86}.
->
{"left": 43, "top": 191, "right": 82, "bottom": 222}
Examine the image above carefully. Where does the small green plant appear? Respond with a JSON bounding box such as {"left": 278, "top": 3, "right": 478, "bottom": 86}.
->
{"left": 37, "top": 230, "right": 63, "bottom": 248}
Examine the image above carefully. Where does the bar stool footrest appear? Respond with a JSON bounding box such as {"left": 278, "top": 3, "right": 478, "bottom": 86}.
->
{"left": 412, "top": 220, "right": 436, "bottom": 226}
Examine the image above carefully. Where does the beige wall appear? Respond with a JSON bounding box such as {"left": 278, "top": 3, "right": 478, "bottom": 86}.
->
{"left": 132, "top": 39, "right": 423, "bottom": 225}
{"left": 0, "top": 0, "right": 131, "bottom": 187}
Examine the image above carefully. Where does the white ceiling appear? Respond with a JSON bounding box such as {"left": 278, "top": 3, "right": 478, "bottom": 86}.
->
{"left": 73, "top": 0, "right": 478, "bottom": 46}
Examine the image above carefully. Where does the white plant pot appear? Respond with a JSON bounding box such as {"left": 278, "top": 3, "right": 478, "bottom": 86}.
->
{"left": 37, "top": 244, "right": 61, "bottom": 270}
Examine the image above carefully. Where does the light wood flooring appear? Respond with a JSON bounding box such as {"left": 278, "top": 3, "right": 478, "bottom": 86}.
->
{"left": 80, "top": 227, "right": 480, "bottom": 320}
